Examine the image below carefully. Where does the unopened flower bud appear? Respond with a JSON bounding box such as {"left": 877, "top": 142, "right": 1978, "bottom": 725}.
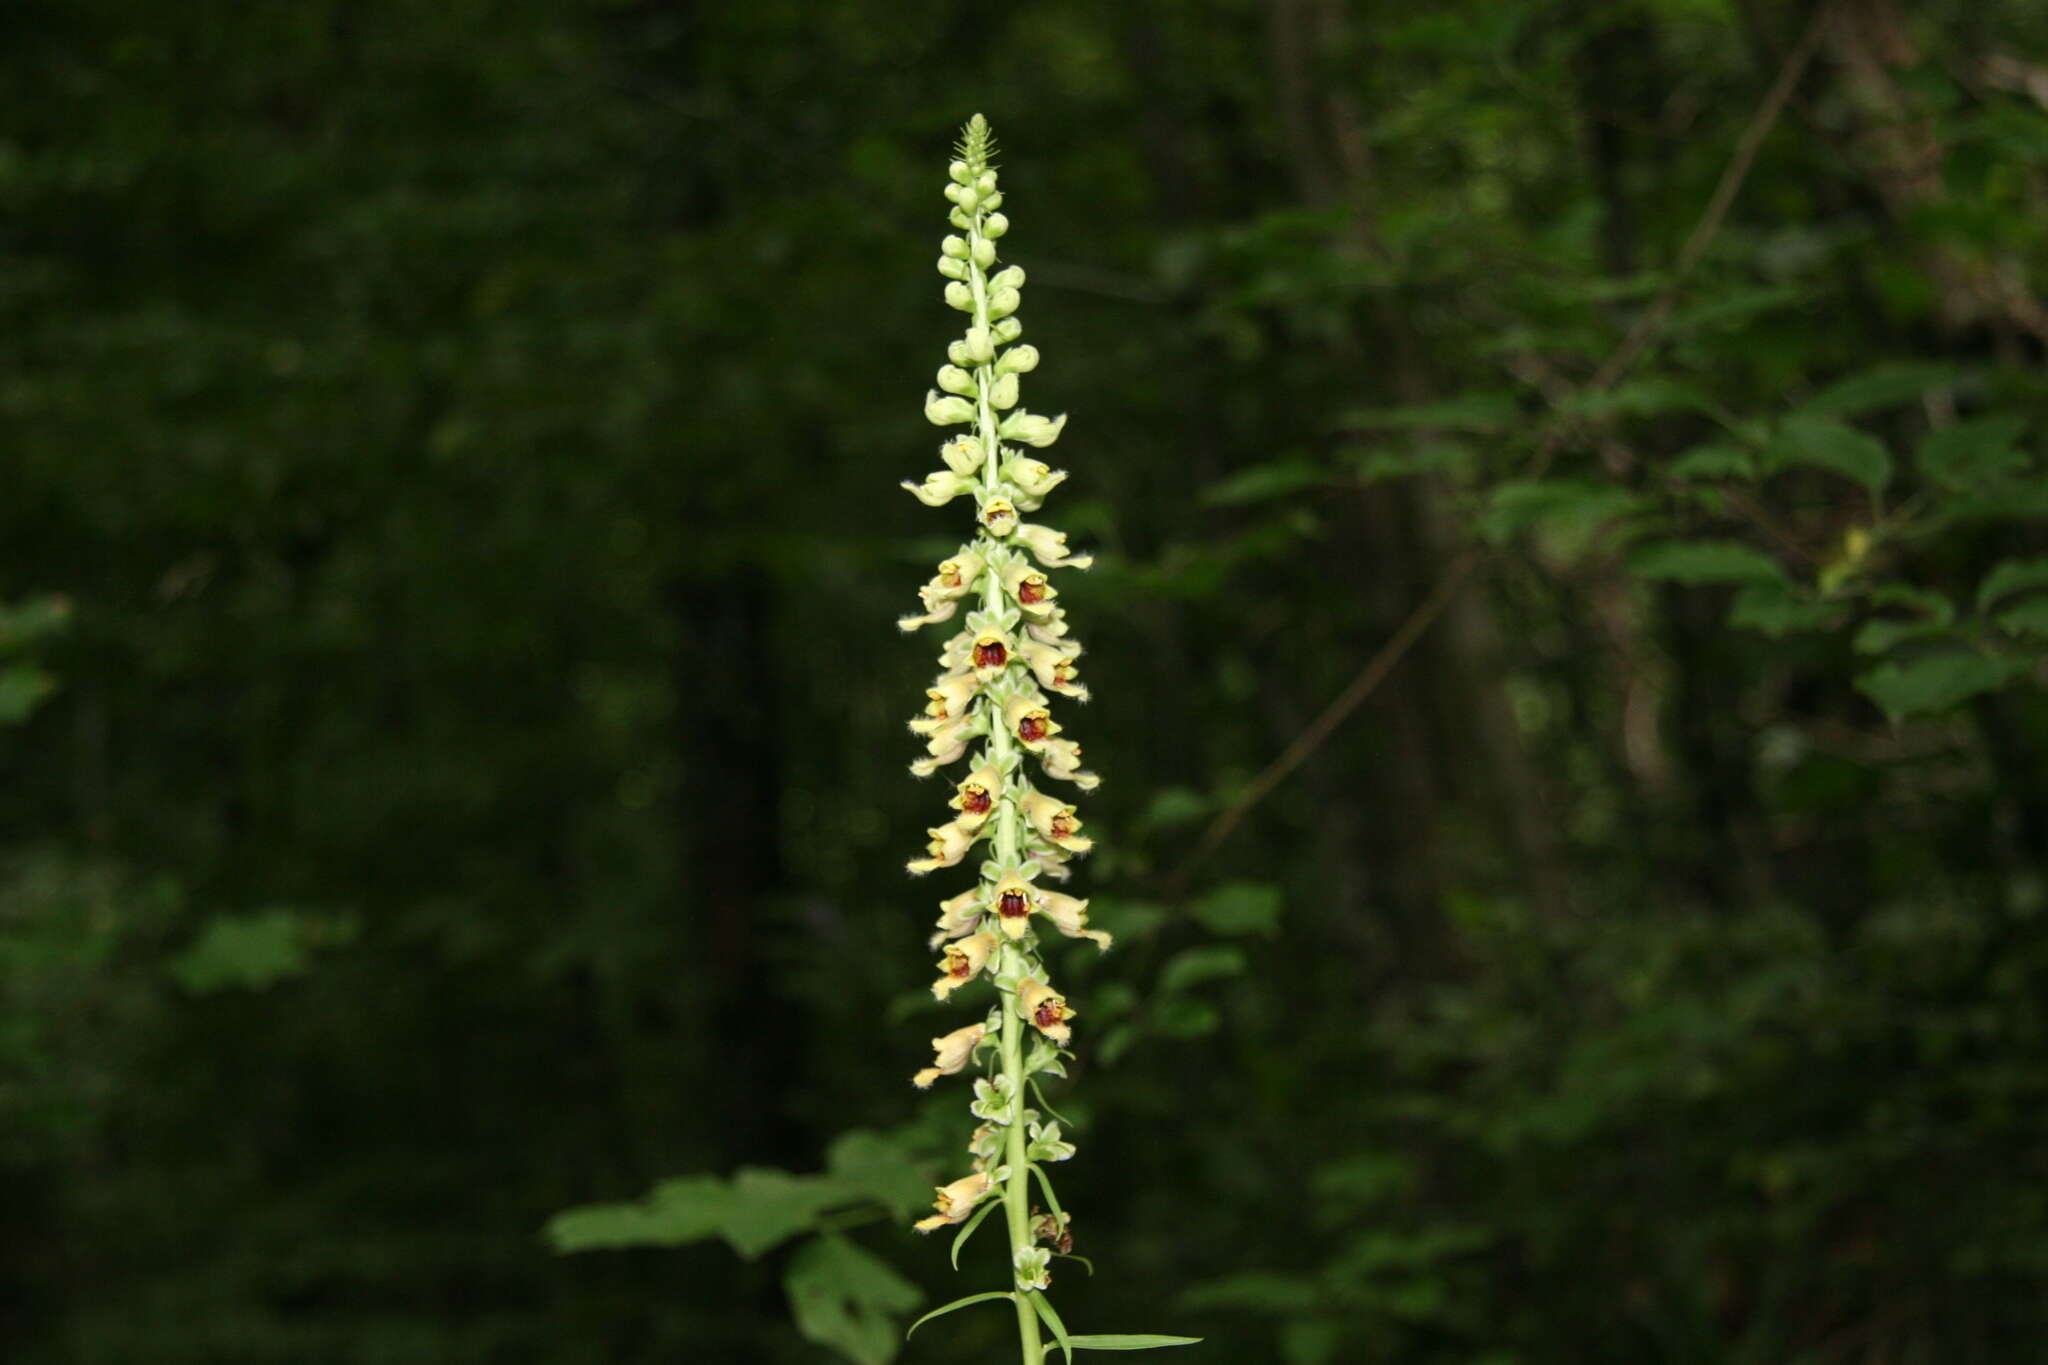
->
{"left": 942, "top": 234, "right": 970, "bottom": 258}
{"left": 944, "top": 281, "right": 974, "bottom": 312}
{"left": 949, "top": 159, "right": 972, "bottom": 185}
{"left": 983, "top": 211, "right": 1010, "bottom": 239}
{"left": 976, "top": 172, "right": 998, "bottom": 195}
{"left": 988, "top": 286, "right": 1021, "bottom": 319}
{"left": 988, "top": 373, "right": 1019, "bottom": 410}
{"left": 990, "top": 266, "right": 1026, "bottom": 292}
{"left": 940, "top": 437, "right": 984, "bottom": 476}
{"left": 937, "top": 364, "right": 977, "bottom": 397}
{"left": 924, "top": 391, "right": 975, "bottom": 426}
{"left": 938, "top": 255, "right": 967, "bottom": 280}
{"left": 992, "top": 317, "right": 1023, "bottom": 343}
{"left": 996, "top": 344, "right": 1039, "bottom": 376}
{"left": 971, "top": 237, "right": 997, "bottom": 269}
{"left": 964, "top": 325, "right": 994, "bottom": 364}
{"left": 997, "top": 411, "right": 1066, "bottom": 449}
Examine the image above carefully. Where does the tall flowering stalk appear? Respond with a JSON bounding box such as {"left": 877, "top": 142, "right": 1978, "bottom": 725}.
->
{"left": 895, "top": 116, "right": 1138, "bottom": 1364}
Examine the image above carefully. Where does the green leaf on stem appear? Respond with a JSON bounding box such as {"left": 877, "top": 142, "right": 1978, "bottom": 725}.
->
{"left": 904, "top": 1291, "right": 1017, "bottom": 1340}
{"left": 1029, "top": 1290, "right": 1076, "bottom": 1362}
{"left": 949, "top": 1196, "right": 1000, "bottom": 1271}
{"left": 1063, "top": 1334, "right": 1205, "bottom": 1350}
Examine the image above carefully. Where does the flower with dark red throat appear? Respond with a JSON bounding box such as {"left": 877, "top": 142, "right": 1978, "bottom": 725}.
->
{"left": 1003, "top": 560, "right": 1058, "bottom": 614}
{"left": 1022, "top": 791, "right": 1093, "bottom": 856}
{"left": 932, "top": 931, "right": 998, "bottom": 1000}
{"left": 950, "top": 765, "right": 1002, "bottom": 829}
{"left": 970, "top": 631, "right": 1013, "bottom": 682}
{"left": 1003, "top": 694, "right": 1062, "bottom": 751}
{"left": 989, "top": 871, "right": 1042, "bottom": 940}
{"left": 923, "top": 671, "right": 978, "bottom": 723}
{"left": 1018, "top": 977, "right": 1075, "bottom": 1046}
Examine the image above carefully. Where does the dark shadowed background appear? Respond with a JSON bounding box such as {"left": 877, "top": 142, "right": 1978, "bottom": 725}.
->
{"left": 5, "top": 1, "right": 2048, "bottom": 1362}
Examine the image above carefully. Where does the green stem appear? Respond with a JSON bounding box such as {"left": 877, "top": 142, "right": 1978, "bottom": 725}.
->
{"left": 967, "top": 177, "right": 1044, "bottom": 1365}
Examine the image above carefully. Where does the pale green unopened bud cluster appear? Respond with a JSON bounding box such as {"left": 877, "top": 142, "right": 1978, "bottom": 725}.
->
{"left": 897, "top": 116, "right": 1106, "bottom": 1338}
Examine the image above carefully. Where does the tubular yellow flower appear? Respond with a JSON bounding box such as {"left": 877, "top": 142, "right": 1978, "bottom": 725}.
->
{"left": 929, "top": 887, "right": 984, "bottom": 947}
{"left": 913, "top": 1021, "right": 989, "bottom": 1089}
{"left": 1036, "top": 736, "right": 1100, "bottom": 790}
{"left": 1040, "top": 890, "right": 1111, "bottom": 950}
{"left": 907, "top": 815, "right": 979, "bottom": 875}
{"left": 1003, "top": 559, "right": 1059, "bottom": 614}
{"left": 1018, "top": 978, "right": 1075, "bottom": 1046}
{"left": 1004, "top": 694, "right": 1062, "bottom": 751}
{"left": 1018, "top": 638, "right": 1086, "bottom": 698}
{"left": 1013, "top": 522, "right": 1092, "bottom": 570}
{"left": 940, "top": 435, "right": 985, "bottom": 476}
{"left": 913, "top": 1171, "right": 995, "bottom": 1232}
{"left": 903, "top": 468, "right": 977, "bottom": 507}
{"left": 951, "top": 765, "right": 1002, "bottom": 828}
{"left": 932, "top": 931, "right": 997, "bottom": 999}
{"left": 970, "top": 629, "right": 1014, "bottom": 682}
{"left": 925, "top": 671, "right": 979, "bottom": 723}
{"left": 1022, "top": 791, "right": 1093, "bottom": 856}
{"left": 979, "top": 497, "right": 1020, "bottom": 539}
{"left": 990, "top": 871, "right": 1042, "bottom": 940}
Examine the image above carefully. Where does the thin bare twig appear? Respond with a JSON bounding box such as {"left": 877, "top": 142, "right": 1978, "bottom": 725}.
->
{"left": 1171, "top": 8, "right": 1830, "bottom": 889}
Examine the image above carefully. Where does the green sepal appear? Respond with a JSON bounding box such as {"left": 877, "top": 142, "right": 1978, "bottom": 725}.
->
{"left": 1030, "top": 1162, "right": 1066, "bottom": 1225}
{"left": 1063, "top": 1334, "right": 1204, "bottom": 1350}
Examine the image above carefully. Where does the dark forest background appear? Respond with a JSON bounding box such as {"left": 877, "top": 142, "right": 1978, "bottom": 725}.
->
{"left": 5, "top": 1, "right": 2048, "bottom": 1362}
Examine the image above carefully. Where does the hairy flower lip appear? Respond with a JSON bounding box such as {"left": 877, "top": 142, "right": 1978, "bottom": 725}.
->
{"left": 951, "top": 765, "right": 1002, "bottom": 827}
{"left": 925, "top": 671, "right": 977, "bottom": 721}
{"left": 979, "top": 498, "right": 1019, "bottom": 538}
{"left": 970, "top": 632, "right": 1010, "bottom": 676}
{"left": 928, "top": 888, "right": 984, "bottom": 948}
{"left": 907, "top": 815, "right": 979, "bottom": 875}
{"left": 991, "top": 871, "right": 1041, "bottom": 940}
{"left": 1040, "top": 890, "right": 1111, "bottom": 950}
{"left": 1003, "top": 560, "right": 1057, "bottom": 613}
{"left": 1022, "top": 790, "right": 1092, "bottom": 854}
{"left": 1004, "top": 694, "right": 1062, "bottom": 750}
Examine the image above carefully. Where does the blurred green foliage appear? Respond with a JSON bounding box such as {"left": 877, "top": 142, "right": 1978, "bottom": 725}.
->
{"left": 4, "top": 0, "right": 2048, "bottom": 1362}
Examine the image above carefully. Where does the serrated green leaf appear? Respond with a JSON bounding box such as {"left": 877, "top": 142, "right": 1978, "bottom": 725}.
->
{"left": 1767, "top": 416, "right": 1892, "bottom": 494}
{"left": 1064, "top": 1335, "right": 1204, "bottom": 1351}
{"left": 1202, "top": 459, "right": 1326, "bottom": 507}
{"left": 1856, "top": 652, "right": 2025, "bottom": 719}
{"left": 1976, "top": 558, "right": 2048, "bottom": 613}
{"left": 1152, "top": 998, "right": 1221, "bottom": 1039}
{"left": 1728, "top": 581, "right": 1836, "bottom": 638}
{"left": 949, "top": 1193, "right": 1000, "bottom": 1270}
{"left": 1996, "top": 598, "right": 2048, "bottom": 637}
{"left": 546, "top": 1174, "right": 729, "bottom": 1253}
{"left": 825, "top": 1130, "right": 931, "bottom": 1218}
{"left": 1853, "top": 617, "right": 1956, "bottom": 656}
{"left": 1188, "top": 881, "right": 1282, "bottom": 938}
{"left": 722, "top": 1168, "right": 848, "bottom": 1260}
{"left": 0, "top": 664, "right": 56, "bottom": 724}
{"left": 1478, "top": 480, "right": 1644, "bottom": 550}
{"left": 1919, "top": 414, "right": 2029, "bottom": 488}
{"left": 1631, "top": 540, "right": 1785, "bottom": 586}
{"left": 904, "top": 1290, "right": 1016, "bottom": 1340}
{"left": 1339, "top": 391, "right": 1518, "bottom": 433}
{"left": 1667, "top": 444, "right": 1755, "bottom": 482}
{"left": 1802, "top": 363, "right": 1960, "bottom": 417}
{"left": 1157, "top": 945, "right": 1247, "bottom": 995}
{"left": 785, "top": 1235, "right": 922, "bottom": 1365}
{"left": 1868, "top": 585, "right": 1955, "bottom": 625}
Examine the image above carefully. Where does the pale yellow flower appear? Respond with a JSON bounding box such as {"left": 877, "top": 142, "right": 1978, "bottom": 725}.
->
{"left": 928, "top": 888, "right": 984, "bottom": 947}
{"left": 1018, "top": 638, "right": 1086, "bottom": 699}
{"left": 907, "top": 815, "right": 978, "bottom": 875}
{"left": 950, "top": 765, "right": 1002, "bottom": 829}
{"left": 1014, "top": 523, "right": 1092, "bottom": 569}
{"left": 1036, "top": 736, "right": 1100, "bottom": 790}
{"left": 1040, "top": 890, "right": 1111, "bottom": 949}
{"left": 1022, "top": 791, "right": 1093, "bottom": 855}
{"left": 969, "top": 630, "right": 1014, "bottom": 682}
{"left": 913, "top": 1171, "right": 995, "bottom": 1232}
{"left": 990, "top": 871, "right": 1042, "bottom": 940}
{"left": 932, "top": 931, "right": 998, "bottom": 999}
{"left": 979, "top": 498, "right": 1019, "bottom": 539}
{"left": 913, "top": 1021, "right": 989, "bottom": 1088}
{"left": 1018, "top": 977, "right": 1076, "bottom": 1046}
{"left": 1003, "top": 694, "right": 1062, "bottom": 752}
{"left": 923, "top": 671, "right": 978, "bottom": 724}
{"left": 1002, "top": 560, "right": 1059, "bottom": 615}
